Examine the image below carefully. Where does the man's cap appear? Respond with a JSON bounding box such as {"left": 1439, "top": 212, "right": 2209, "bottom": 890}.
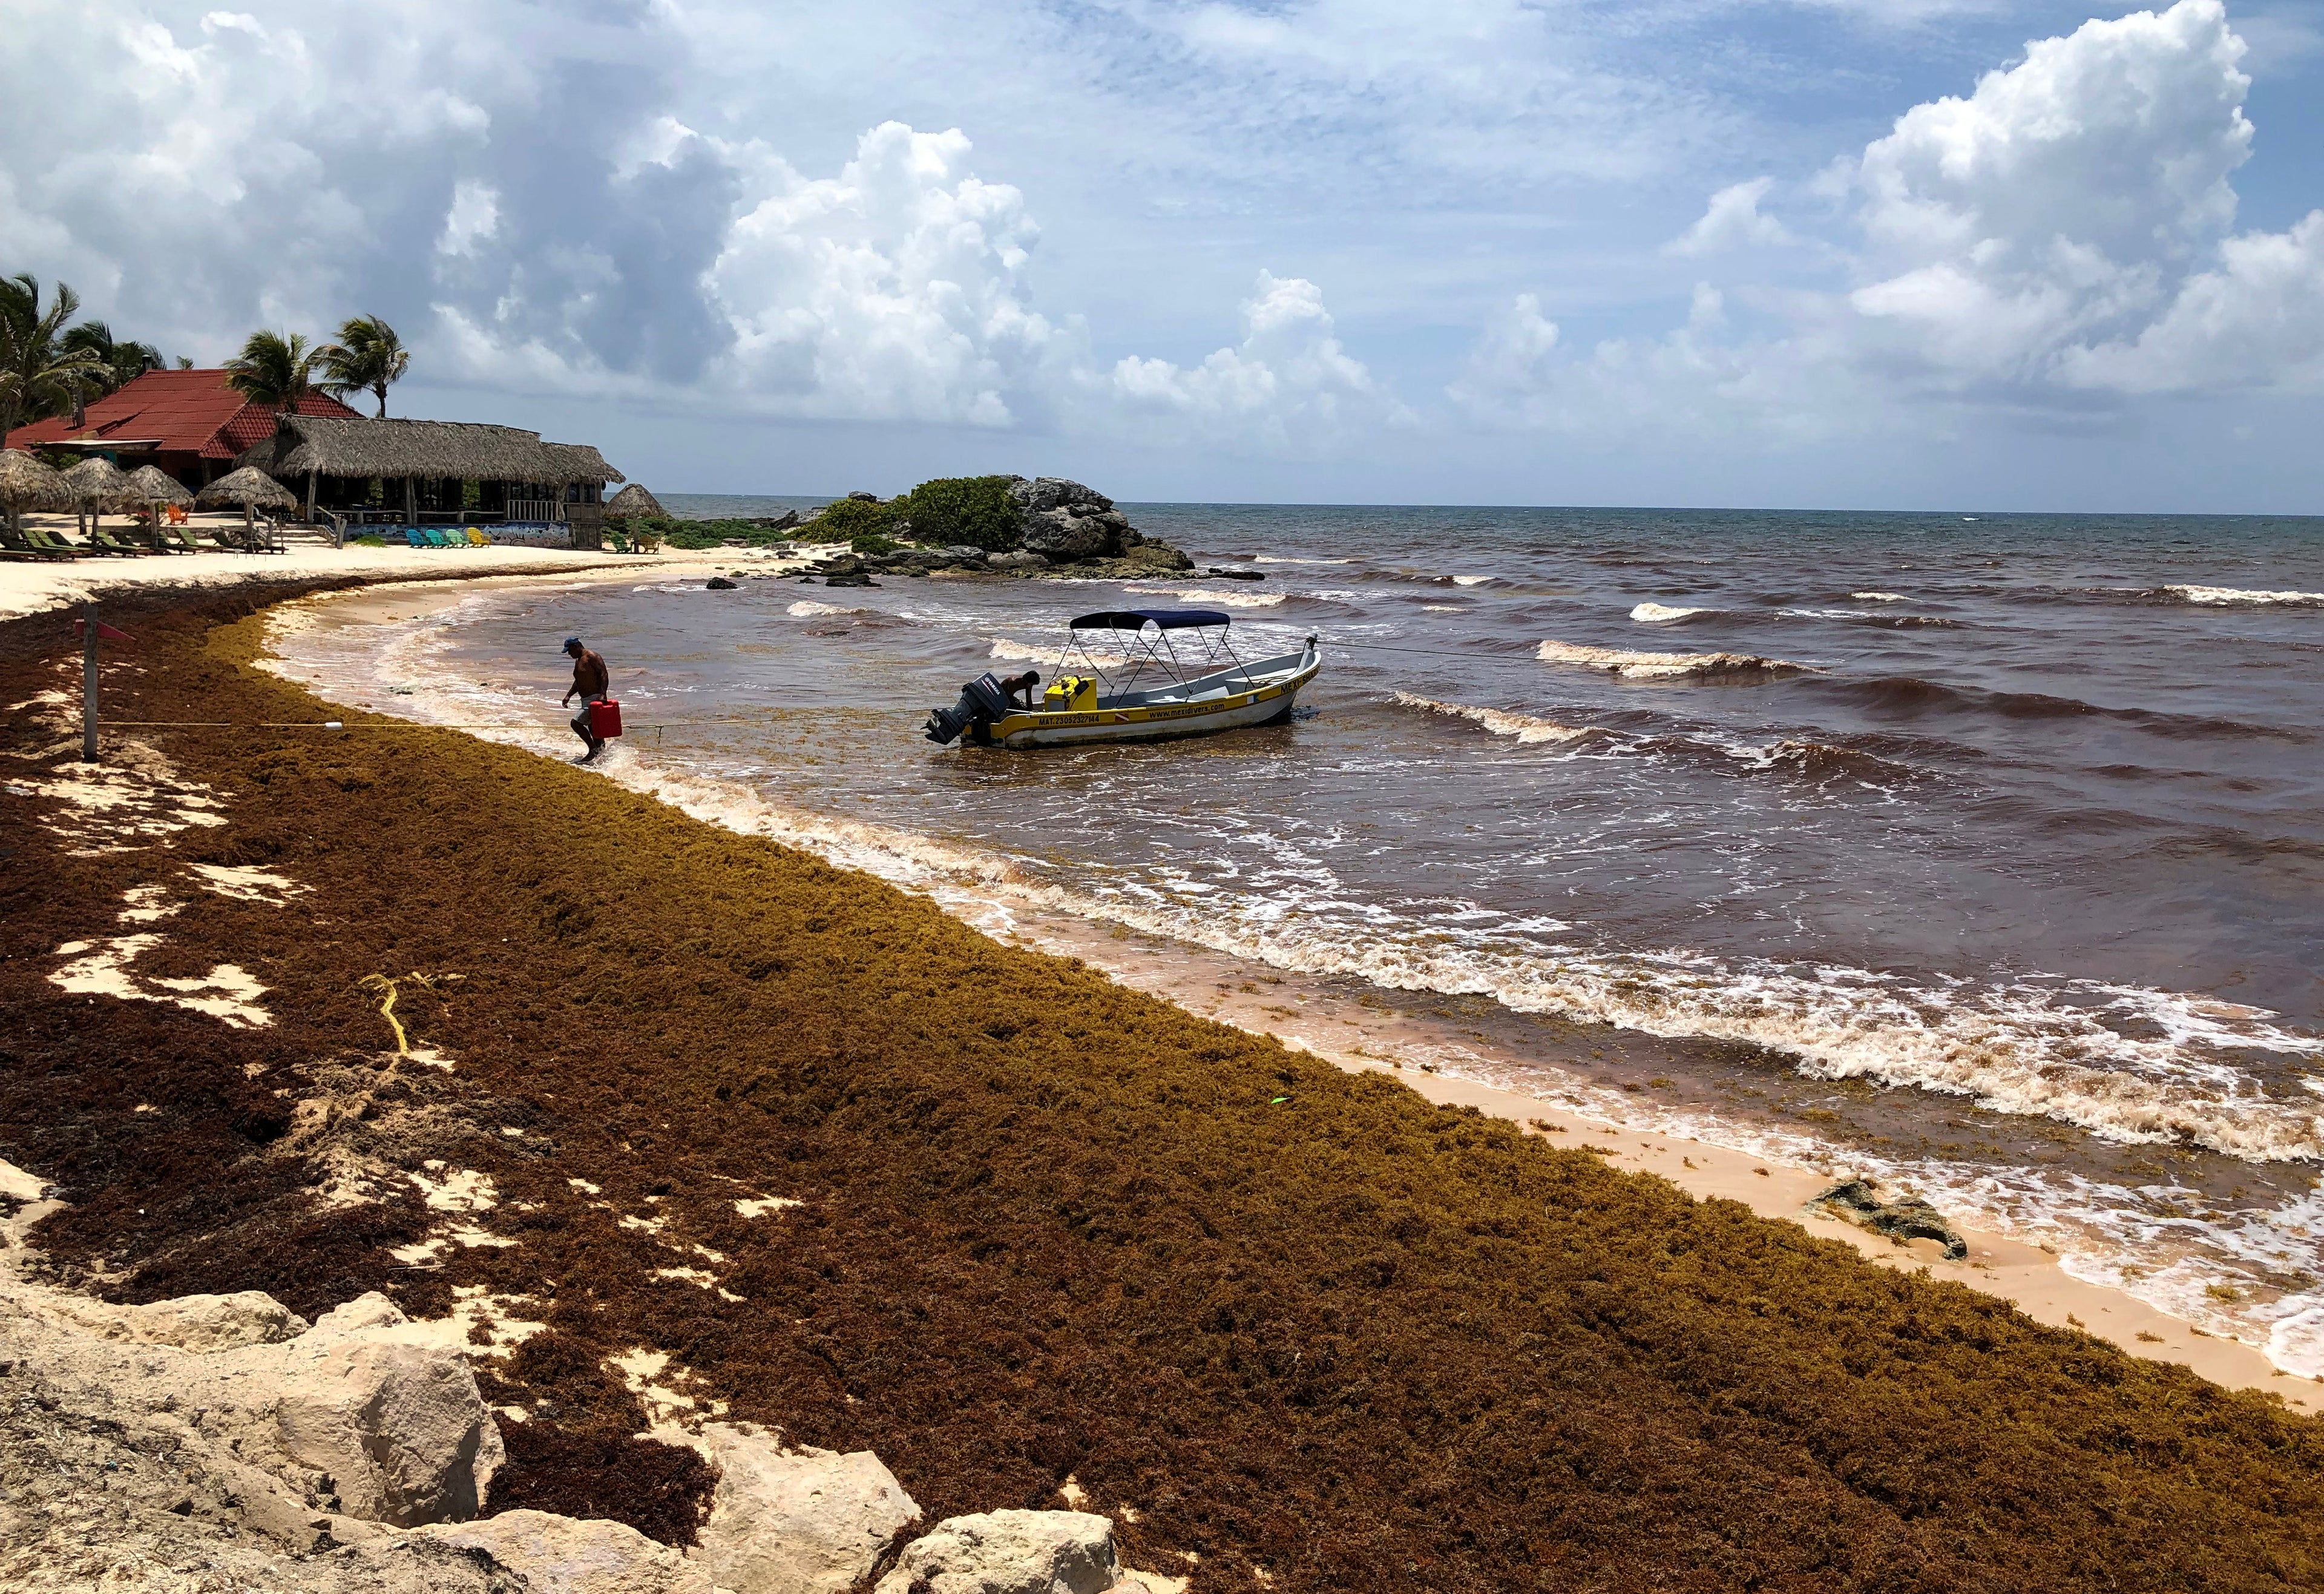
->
{"left": 563, "top": 636, "right": 582, "bottom": 649}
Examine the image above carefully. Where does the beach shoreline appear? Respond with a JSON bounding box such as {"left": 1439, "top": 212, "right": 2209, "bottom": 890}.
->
{"left": 4, "top": 571, "right": 2319, "bottom": 1590}
{"left": 252, "top": 563, "right": 2312, "bottom": 1405}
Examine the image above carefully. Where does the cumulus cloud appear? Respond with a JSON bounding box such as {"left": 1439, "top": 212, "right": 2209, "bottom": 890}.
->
{"left": 1666, "top": 179, "right": 1794, "bottom": 257}
{"left": 1458, "top": 0, "right": 2324, "bottom": 435}
{"left": 1105, "top": 271, "right": 1402, "bottom": 451}
{"left": 0, "top": 2, "right": 1400, "bottom": 451}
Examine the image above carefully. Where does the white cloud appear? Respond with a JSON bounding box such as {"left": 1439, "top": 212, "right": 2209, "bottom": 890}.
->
{"left": 1459, "top": 0, "right": 2324, "bottom": 437}
{"left": 1667, "top": 178, "right": 1794, "bottom": 257}
{"left": 436, "top": 180, "right": 499, "bottom": 258}
{"left": 1104, "top": 270, "right": 1402, "bottom": 451}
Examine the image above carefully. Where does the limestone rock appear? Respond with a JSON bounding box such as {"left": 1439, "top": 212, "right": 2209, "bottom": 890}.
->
{"left": 988, "top": 550, "right": 1050, "bottom": 572}
{"left": 414, "top": 1509, "right": 693, "bottom": 1594}
{"left": 686, "top": 1423, "right": 920, "bottom": 1594}
{"left": 875, "top": 1509, "right": 1122, "bottom": 1594}
{"left": 941, "top": 545, "right": 990, "bottom": 563}
{"left": 1008, "top": 477, "right": 1113, "bottom": 516}
{"left": 51, "top": 1288, "right": 308, "bottom": 1352}
{"left": 265, "top": 1292, "right": 505, "bottom": 1527}
{"left": 1008, "top": 477, "right": 1134, "bottom": 563}
{"left": 1810, "top": 1178, "right": 1968, "bottom": 1260}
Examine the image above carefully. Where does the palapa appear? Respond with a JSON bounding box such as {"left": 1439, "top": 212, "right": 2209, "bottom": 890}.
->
{"left": 196, "top": 465, "right": 298, "bottom": 510}
{"left": 0, "top": 448, "right": 71, "bottom": 535}
{"left": 236, "top": 414, "right": 623, "bottom": 487}
{"left": 122, "top": 464, "right": 195, "bottom": 507}
{"left": 605, "top": 482, "right": 666, "bottom": 519}
{"left": 61, "top": 456, "right": 134, "bottom": 540}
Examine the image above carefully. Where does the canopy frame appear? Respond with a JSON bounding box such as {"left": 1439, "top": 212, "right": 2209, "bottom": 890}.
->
{"left": 1054, "top": 609, "right": 1251, "bottom": 700}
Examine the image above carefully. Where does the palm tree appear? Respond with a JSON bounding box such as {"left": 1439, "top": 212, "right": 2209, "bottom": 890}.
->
{"left": 62, "top": 321, "right": 165, "bottom": 395}
{"left": 223, "top": 329, "right": 322, "bottom": 412}
{"left": 319, "top": 315, "right": 411, "bottom": 418}
{"left": 0, "top": 274, "right": 107, "bottom": 438}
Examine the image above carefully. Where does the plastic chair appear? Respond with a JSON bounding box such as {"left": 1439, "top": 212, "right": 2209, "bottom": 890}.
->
{"left": 464, "top": 527, "right": 490, "bottom": 546}
{"left": 403, "top": 528, "right": 428, "bottom": 548}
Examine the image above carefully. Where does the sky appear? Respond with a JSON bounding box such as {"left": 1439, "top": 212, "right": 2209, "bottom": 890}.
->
{"left": 5, "top": 0, "right": 2324, "bottom": 510}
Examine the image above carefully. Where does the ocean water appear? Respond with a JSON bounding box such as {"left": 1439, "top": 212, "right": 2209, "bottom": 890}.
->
{"left": 274, "top": 502, "right": 2324, "bottom": 1373}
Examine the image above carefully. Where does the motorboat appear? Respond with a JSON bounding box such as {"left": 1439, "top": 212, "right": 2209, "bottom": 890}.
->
{"left": 925, "top": 608, "right": 1319, "bottom": 749}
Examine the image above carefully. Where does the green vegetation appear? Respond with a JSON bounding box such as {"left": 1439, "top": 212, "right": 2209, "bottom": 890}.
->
{"left": 318, "top": 314, "right": 410, "bottom": 419}
{"left": 894, "top": 473, "right": 1020, "bottom": 551}
{"left": 350, "top": 533, "right": 388, "bottom": 547}
{"left": 810, "top": 494, "right": 898, "bottom": 543}
{"left": 223, "top": 329, "right": 323, "bottom": 412}
{"left": 848, "top": 531, "right": 898, "bottom": 556}
{"left": 652, "top": 516, "right": 783, "bottom": 551}
{"left": 0, "top": 274, "right": 114, "bottom": 437}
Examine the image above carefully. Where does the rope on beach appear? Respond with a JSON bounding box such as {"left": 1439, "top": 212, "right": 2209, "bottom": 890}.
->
{"left": 358, "top": 973, "right": 412, "bottom": 1055}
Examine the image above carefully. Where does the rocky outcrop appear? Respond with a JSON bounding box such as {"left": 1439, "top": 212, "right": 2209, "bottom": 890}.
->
{"left": 1810, "top": 1179, "right": 1969, "bottom": 1260}
{"left": 48, "top": 1287, "right": 309, "bottom": 1351}
{"left": 687, "top": 1424, "right": 921, "bottom": 1594}
{"left": 1012, "top": 477, "right": 1128, "bottom": 562}
{"left": 414, "top": 1509, "right": 690, "bottom": 1594}
{"left": 875, "top": 1509, "right": 1119, "bottom": 1594}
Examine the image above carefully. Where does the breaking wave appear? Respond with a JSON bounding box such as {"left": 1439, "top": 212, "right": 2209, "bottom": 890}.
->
{"left": 1537, "top": 640, "right": 1811, "bottom": 681}
{"left": 1119, "top": 585, "right": 1285, "bottom": 608}
{"left": 1391, "top": 692, "right": 1596, "bottom": 744}
{"left": 787, "top": 600, "right": 864, "bottom": 618}
{"left": 2163, "top": 584, "right": 2324, "bottom": 606}
{"left": 1630, "top": 603, "right": 1710, "bottom": 623}
{"left": 1852, "top": 591, "right": 1908, "bottom": 602}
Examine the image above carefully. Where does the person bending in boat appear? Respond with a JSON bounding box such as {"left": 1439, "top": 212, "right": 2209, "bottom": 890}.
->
{"left": 1000, "top": 669, "right": 1041, "bottom": 710}
{"left": 562, "top": 635, "right": 611, "bottom": 763}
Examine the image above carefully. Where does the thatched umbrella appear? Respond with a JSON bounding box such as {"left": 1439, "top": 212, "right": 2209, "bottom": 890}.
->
{"left": 198, "top": 465, "right": 298, "bottom": 544}
{"left": 606, "top": 482, "right": 666, "bottom": 519}
{"left": 62, "top": 456, "right": 132, "bottom": 537}
{"left": 123, "top": 465, "right": 196, "bottom": 547}
{"left": 0, "top": 449, "right": 70, "bottom": 539}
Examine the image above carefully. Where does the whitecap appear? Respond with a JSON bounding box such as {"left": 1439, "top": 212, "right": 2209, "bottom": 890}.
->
{"left": 1391, "top": 692, "right": 1595, "bottom": 744}
{"left": 1120, "top": 585, "right": 1286, "bottom": 609}
{"left": 1629, "top": 602, "right": 1707, "bottom": 623}
{"left": 1537, "top": 640, "right": 1810, "bottom": 681}
{"left": 786, "top": 600, "right": 863, "bottom": 618}
{"left": 1451, "top": 575, "right": 1495, "bottom": 587}
{"left": 2164, "top": 584, "right": 2324, "bottom": 606}
{"left": 1851, "top": 591, "right": 1908, "bottom": 602}
{"left": 1253, "top": 556, "right": 1351, "bottom": 565}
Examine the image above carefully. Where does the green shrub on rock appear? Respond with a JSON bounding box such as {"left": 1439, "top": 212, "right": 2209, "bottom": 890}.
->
{"left": 810, "top": 496, "right": 898, "bottom": 543}
{"left": 896, "top": 475, "right": 1022, "bottom": 551}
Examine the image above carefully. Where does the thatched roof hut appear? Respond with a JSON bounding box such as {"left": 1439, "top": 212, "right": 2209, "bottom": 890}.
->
{"left": 236, "top": 415, "right": 623, "bottom": 488}
{"left": 61, "top": 456, "right": 132, "bottom": 504}
{"left": 197, "top": 465, "right": 298, "bottom": 510}
{"left": 122, "top": 464, "right": 195, "bottom": 507}
{"left": 0, "top": 448, "right": 70, "bottom": 511}
{"left": 605, "top": 483, "right": 666, "bottom": 519}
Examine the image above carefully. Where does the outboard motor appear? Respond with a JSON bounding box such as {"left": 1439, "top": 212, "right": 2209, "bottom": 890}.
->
{"left": 924, "top": 672, "right": 1014, "bottom": 744}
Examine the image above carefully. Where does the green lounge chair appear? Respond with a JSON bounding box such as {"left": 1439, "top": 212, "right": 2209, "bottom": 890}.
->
{"left": 424, "top": 528, "right": 455, "bottom": 548}
{"left": 165, "top": 524, "right": 203, "bottom": 554}
{"left": 1, "top": 525, "right": 74, "bottom": 560}
{"left": 89, "top": 526, "right": 154, "bottom": 556}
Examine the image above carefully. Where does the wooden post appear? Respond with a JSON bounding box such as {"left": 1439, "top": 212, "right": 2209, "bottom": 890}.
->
{"left": 404, "top": 476, "right": 417, "bottom": 526}
{"left": 306, "top": 469, "right": 318, "bottom": 525}
{"left": 82, "top": 602, "right": 99, "bottom": 763}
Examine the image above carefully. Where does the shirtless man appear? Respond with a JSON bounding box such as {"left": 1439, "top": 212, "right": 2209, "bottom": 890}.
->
{"left": 1000, "top": 669, "right": 1041, "bottom": 710}
{"left": 561, "top": 636, "right": 610, "bottom": 763}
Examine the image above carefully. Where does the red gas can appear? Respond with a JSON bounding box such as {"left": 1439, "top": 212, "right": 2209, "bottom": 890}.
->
{"left": 586, "top": 699, "right": 624, "bottom": 739}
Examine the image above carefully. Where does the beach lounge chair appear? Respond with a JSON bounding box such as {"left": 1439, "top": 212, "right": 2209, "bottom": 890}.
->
{"left": 428, "top": 528, "right": 459, "bottom": 548}
{"left": 89, "top": 526, "right": 154, "bottom": 555}
{"left": 165, "top": 504, "right": 188, "bottom": 525}
{"left": 1, "top": 525, "right": 74, "bottom": 560}
{"left": 464, "top": 528, "right": 490, "bottom": 546}
{"left": 165, "top": 524, "right": 202, "bottom": 554}
{"left": 45, "top": 528, "right": 133, "bottom": 557}
{"left": 402, "top": 528, "right": 428, "bottom": 548}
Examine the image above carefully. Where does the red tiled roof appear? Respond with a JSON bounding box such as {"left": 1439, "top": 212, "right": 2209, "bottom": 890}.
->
{"left": 6, "top": 369, "right": 361, "bottom": 460}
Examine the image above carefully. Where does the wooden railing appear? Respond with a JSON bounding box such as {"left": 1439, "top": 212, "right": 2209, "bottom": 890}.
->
{"left": 507, "top": 499, "right": 566, "bottom": 523}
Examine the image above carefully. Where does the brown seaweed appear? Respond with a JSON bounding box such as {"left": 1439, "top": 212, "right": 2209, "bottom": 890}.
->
{"left": 0, "top": 587, "right": 2317, "bottom": 1593}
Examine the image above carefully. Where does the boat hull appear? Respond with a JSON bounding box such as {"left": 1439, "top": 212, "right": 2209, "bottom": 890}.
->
{"left": 983, "top": 649, "right": 1319, "bottom": 749}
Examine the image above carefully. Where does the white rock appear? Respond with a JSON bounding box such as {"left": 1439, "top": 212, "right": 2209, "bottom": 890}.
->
{"left": 875, "top": 1509, "right": 1122, "bottom": 1594}
{"left": 688, "top": 1423, "right": 921, "bottom": 1594}
{"left": 413, "top": 1509, "right": 694, "bottom": 1594}
{"left": 53, "top": 1288, "right": 308, "bottom": 1351}
{"left": 263, "top": 1293, "right": 505, "bottom": 1526}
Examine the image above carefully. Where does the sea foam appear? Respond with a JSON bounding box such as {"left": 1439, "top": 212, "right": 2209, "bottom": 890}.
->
{"left": 2164, "top": 584, "right": 2324, "bottom": 606}
{"left": 1392, "top": 692, "right": 1595, "bottom": 744}
{"left": 1538, "top": 640, "right": 1810, "bottom": 681}
{"left": 1629, "top": 603, "right": 1708, "bottom": 623}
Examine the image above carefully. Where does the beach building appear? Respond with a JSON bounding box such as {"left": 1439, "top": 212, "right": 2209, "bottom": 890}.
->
{"left": 3, "top": 367, "right": 361, "bottom": 490}
{"left": 231, "top": 414, "right": 624, "bottom": 545}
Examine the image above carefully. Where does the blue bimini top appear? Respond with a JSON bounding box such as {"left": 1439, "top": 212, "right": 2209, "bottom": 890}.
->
{"left": 1068, "top": 608, "right": 1231, "bottom": 632}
